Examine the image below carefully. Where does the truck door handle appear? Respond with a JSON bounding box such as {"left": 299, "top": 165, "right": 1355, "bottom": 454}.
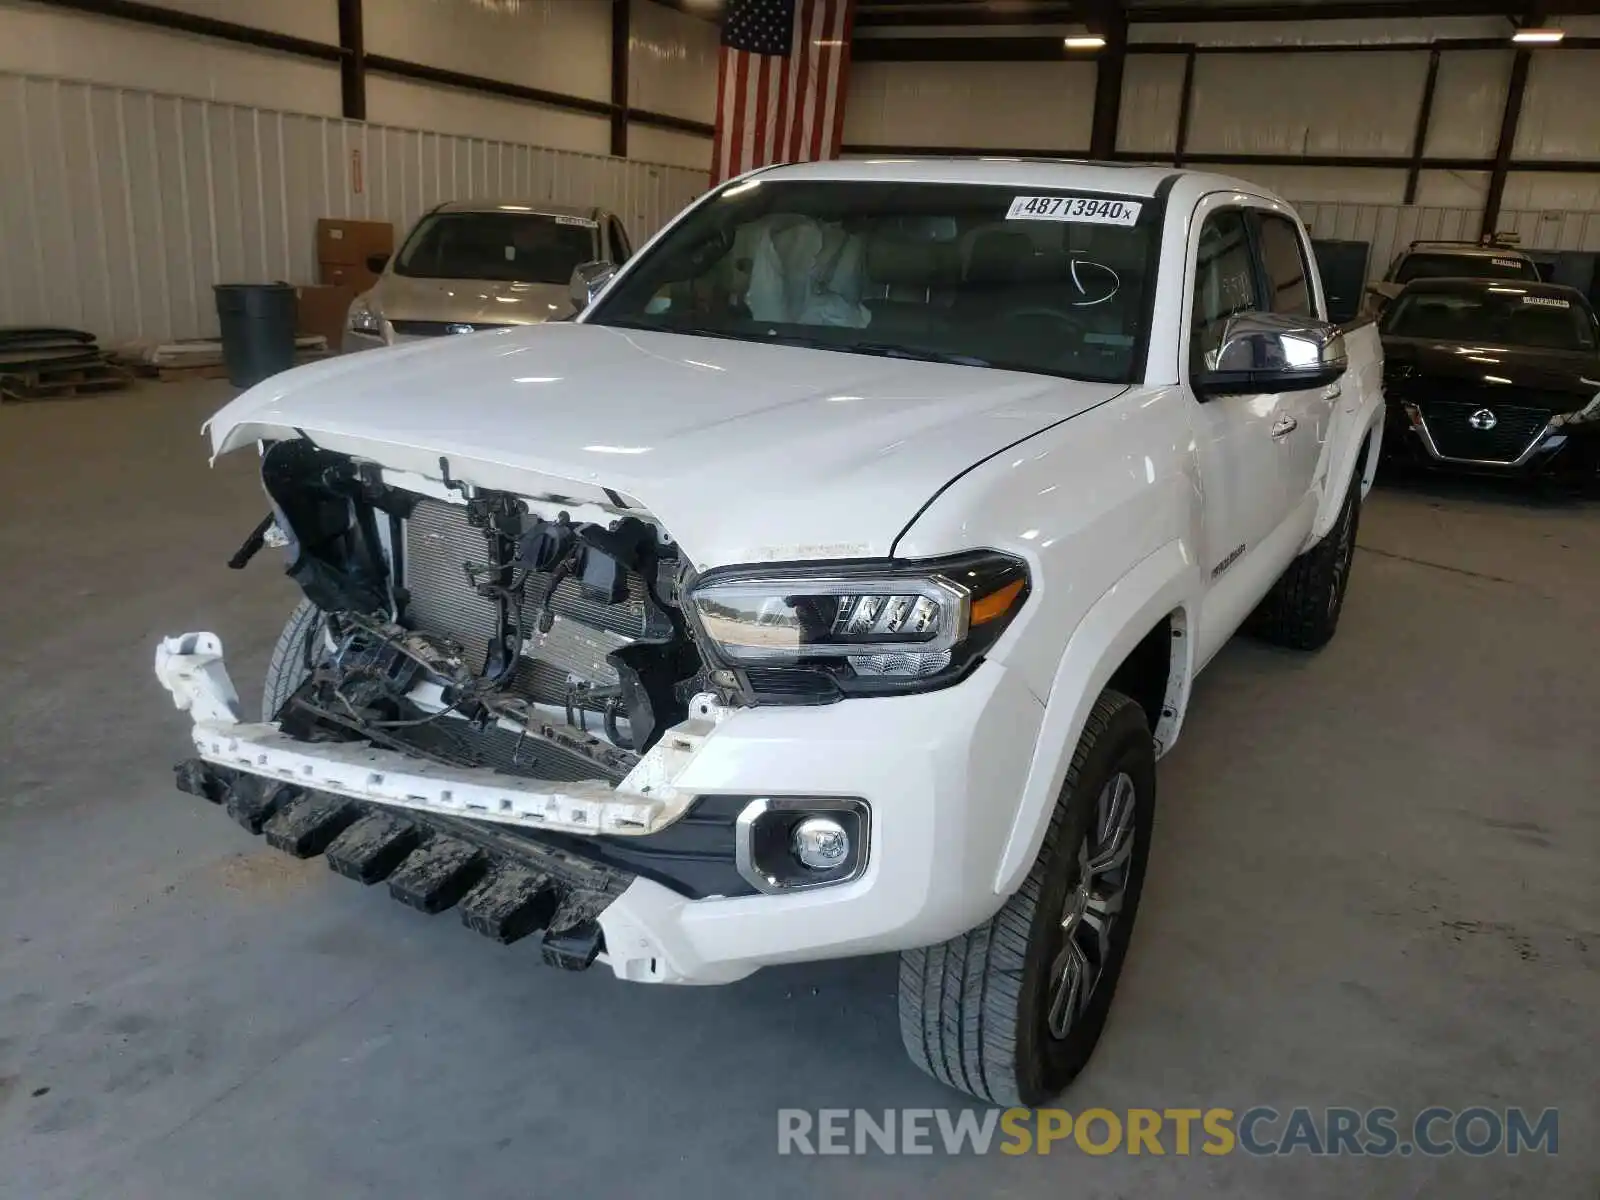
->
{"left": 1271, "top": 415, "right": 1298, "bottom": 440}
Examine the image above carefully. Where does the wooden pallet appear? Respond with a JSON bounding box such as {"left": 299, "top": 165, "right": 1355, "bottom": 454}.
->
{"left": 0, "top": 360, "right": 132, "bottom": 403}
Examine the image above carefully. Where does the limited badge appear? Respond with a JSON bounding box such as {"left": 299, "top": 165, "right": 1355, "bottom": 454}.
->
{"left": 1006, "top": 196, "right": 1142, "bottom": 226}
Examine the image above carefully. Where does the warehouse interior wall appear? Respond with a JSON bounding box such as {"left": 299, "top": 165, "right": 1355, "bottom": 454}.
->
{"left": 5, "top": 0, "right": 1600, "bottom": 340}
{"left": 0, "top": 70, "right": 707, "bottom": 344}
{"left": 0, "top": 0, "right": 343, "bottom": 114}
{"left": 0, "top": 0, "right": 717, "bottom": 168}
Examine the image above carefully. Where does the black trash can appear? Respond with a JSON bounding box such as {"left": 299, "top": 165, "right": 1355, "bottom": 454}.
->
{"left": 214, "top": 283, "right": 297, "bottom": 388}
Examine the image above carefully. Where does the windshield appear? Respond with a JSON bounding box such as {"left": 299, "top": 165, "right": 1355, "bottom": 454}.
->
{"left": 1381, "top": 288, "right": 1598, "bottom": 352}
{"left": 585, "top": 179, "right": 1163, "bottom": 383}
{"left": 395, "top": 212, "right": 597, "bottom": 284}
{"left": 1395, "top": 252, "right": 1539, "bottom": 283}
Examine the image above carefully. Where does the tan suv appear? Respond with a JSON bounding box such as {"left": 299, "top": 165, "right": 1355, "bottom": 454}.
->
{"left": 345, "top": 201, "right": 632, "bottom": 349}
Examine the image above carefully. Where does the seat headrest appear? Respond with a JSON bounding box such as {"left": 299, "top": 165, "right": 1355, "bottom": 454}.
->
{"left": 965, "top": 230, "right": 1037, "bottom": 285}
{"left": 866, "top": 235, "right": 957, "bottom": 288}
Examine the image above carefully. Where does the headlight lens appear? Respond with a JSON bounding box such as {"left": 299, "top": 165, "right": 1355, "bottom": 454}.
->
{"left": 688, "top": 551, "right": 1029, "bottom": 699}
{"left": 348, "top": 297, "right": 383, "bottom": 335}
{"left": 1550, "top": 391, "right": 1600, "bottom": 428}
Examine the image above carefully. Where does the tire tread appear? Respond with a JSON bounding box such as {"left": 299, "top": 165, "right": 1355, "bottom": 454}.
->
{"left": 898, "top": 690, "right": 1144, "bottom": 1106}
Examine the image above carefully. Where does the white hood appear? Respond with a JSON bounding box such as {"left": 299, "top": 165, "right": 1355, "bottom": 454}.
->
{"left": 208, "top": 323, "right": 1124, "bottom": 568}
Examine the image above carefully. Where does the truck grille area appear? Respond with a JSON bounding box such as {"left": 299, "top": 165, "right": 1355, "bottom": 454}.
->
{"left": 1417, "top": 400, "right": 1550, "bottom": 463}
{"left": 403, "top": 498, "right": 666, "bottom": 716}
{"left": 406, "top": 498, "right": 656, "bottom": 650}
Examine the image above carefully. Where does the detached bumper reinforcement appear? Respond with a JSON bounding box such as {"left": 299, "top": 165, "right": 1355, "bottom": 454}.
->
{"left": 176, "top": 758, "right": 629, "bottom": 969}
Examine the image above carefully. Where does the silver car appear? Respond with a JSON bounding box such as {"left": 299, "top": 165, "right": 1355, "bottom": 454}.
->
{"left": 344, "top": 200, "right": 631, "bottom": 349}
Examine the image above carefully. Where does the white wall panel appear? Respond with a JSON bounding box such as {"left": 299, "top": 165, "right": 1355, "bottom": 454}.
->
{"left": 630, "top": 0, "right": 719, "bottom": 124}
{"left": 0, "top": 71, "right": 707, "bottom": 344}
{"left": 1502, "top": 173, "right": 1600, "bottom": 213}
{"left": 366, "top": 75, "right": 609, "bottom": 155}
{"left": 1211, "top": 165, "right": 1407, "bottom": 206}
{"left": 138, "top": 0, "right": 338, "bottom": 42}
{"left": 1188, "top": 52, "right": 1426, "bottom": 156}
{"left": 1294, "top": 203, "right": 1485, "bottom": 280}
{"left": 1424, "top": 50, "right": 1510, "bottom": 160}
{"left": 0, "top": 0, "right": 341, "bottom": 113}
{"left": 366, "top": 0, "right": 611, "bottom": 104}
{"left": 1117, "top": 54, "right": 1184, "bottom": 155}
{"left": 1413, "top": 169, "right": 1490, "bottom": 208}
{"left": 1514, "top": 51, "right": 1600, "bottom": 161}
{"left": 628, "top": 123, "right": 713, "bottom": 172}
{"left": 845, "top": 60, "right": 1095, "bottom": 150}
{"left": 1499, "top": 206, "right": 1600, "bottom": 252}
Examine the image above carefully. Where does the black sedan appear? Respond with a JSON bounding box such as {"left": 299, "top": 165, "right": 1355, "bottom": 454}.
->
{"left": 1379, "top": 278, "right": 1600, "bottom": 484}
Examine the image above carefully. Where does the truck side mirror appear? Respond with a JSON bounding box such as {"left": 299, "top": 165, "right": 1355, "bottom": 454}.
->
{"left": 1193, "top": 312, "right": 1347, "bottom": 398}
{"left": 568, "top": 260, "right": 617, "bottom": 312}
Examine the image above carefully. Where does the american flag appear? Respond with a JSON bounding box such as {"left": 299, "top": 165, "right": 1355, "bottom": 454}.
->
{"left": 711, "top": 0, "right": 856, "bottom": 186}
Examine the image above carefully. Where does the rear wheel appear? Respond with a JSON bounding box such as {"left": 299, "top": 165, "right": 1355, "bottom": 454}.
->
{"left": 1247, "top": 478, "right": 1361, "bottom": 651}
{"left": 898, "top": 690, "right": 1156, "bottom": 1106}
{"left": 261, "top": 598, "right": 325, "bottom": 721}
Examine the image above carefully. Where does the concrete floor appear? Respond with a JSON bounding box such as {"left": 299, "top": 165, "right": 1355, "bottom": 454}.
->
{"left": 1, "top": 379, "right": 1596, "bottom": 1199}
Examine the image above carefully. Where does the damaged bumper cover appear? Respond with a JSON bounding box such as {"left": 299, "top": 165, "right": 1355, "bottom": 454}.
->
{"left": 155, "top": 633, "right": 717, "bottom": 837}
{"left": 176, "top": 756, "right": 622, "bottom": 969}
{"left": 156, "top": 631, "right": 1052, "bottom": 985}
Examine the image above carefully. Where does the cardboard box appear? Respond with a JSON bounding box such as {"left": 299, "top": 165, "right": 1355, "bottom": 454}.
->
{"left": 316, "top": 218, "right": 394, "bottom": 293}
{"left": 295, "top": 283, "right": 357, "bottom": 350}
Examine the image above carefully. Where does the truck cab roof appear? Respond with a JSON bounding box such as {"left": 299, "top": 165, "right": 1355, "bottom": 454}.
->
{"left": 746, "top": 157, "right": 1281, "bottom": 205}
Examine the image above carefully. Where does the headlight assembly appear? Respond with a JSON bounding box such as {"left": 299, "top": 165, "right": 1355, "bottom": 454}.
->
{"left": 348, "top": 297, "right": 383, "bottom": 336}
{"left": 687, "top": 550, "right": 1029, "bottom": 700}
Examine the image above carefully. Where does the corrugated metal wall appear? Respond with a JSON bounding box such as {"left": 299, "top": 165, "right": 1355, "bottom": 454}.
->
{"left": 0, "top": 70, "right": 709, "bottom": 343}
{"left": 1295, "top": 201, "right": 1600, "bottom": 280}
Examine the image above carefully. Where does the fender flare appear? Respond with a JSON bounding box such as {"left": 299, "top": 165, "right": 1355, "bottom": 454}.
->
{"left": 992, "top": 539, "right": 1201, "bottom": 896}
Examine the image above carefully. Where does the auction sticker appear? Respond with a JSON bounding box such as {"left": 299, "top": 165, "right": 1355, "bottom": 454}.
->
{"left": 1006, "top": 196, "right": 1142, "bottom": 225}
{"left": 1522, "top": 295, "right": 1570, "bottom": 307}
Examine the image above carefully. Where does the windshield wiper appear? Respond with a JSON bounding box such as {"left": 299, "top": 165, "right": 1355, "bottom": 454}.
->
{"left": 600, "top": 321, "right": 992, "bottom": 367}
{"left": 754, "top": 333, "right": 991, "bottom": 368}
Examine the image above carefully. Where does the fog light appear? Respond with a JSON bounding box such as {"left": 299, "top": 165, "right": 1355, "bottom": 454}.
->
{"left": 734, "top": 797, "right": 870, "bottom": 893}
{"left": 792, "top": 816, "right": 850, "bottom": 870}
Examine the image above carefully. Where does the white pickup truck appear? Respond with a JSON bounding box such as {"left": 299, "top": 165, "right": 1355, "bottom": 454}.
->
{"left": 156, "top": 159, "right": 1383, "bottom": 1105}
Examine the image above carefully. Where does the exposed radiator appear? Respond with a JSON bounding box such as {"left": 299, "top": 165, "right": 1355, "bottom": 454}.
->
{"left": 401, "top": 498, "right": 647, "bottom": 708}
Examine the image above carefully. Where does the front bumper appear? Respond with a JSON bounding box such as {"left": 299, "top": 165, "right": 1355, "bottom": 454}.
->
{"left": 155, "top": 632, "right": 1044, "bottom": 984}
{"left": 1383, "top": 400, "right": 1597, "bottom": 478}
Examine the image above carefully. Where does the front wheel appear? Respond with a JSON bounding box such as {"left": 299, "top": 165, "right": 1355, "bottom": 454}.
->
{"left": 261, "top": 598, "right": 325, "bottom": 721}
{"left": 898, "top": 690, "right": 1156, "bottom": 1106}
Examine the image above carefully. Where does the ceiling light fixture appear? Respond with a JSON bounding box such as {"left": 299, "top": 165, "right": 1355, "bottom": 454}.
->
{"left": 1064, "top": 35, "right": 1107, "bottom": 49}
{"left": 1511, "top": 28, "right": 1564, "bottom": 43}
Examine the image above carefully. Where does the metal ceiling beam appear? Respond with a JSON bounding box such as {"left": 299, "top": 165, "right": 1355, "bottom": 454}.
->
{"left": 337, "top": 0, "right": 366, "bottom": 122}
{"left": 856, "top": 3, "right": 1082, "bottom": 27}
{"left": 611, "top": 0, "right": 631, "bottom": 157}
{"left": 1089, "top": 2, "right": 1128, "bottom": 158}
{"left": 1172, "top": 47, "right": 1195, "bottom": 165}
{"left": 1482, "top": 45, "right": 1530, "bottom": 237}
{"left": 1126, "top": 1, "right": 1600, "bottom": 21}
{"left": 1403, "top": 46, "right": 1440, "bottom": 204}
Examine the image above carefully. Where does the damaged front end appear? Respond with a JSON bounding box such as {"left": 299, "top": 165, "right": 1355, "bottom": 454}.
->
{"left": 156, "top": 438, "right": 748, "bottom": 961}
{"left": 248, "top": 438, "right": 712, "bottom": 784}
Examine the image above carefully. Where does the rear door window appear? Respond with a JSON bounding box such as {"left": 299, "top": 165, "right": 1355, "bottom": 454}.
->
{"left": 1254, "top": 213, "right": 1315, "bottom": 318}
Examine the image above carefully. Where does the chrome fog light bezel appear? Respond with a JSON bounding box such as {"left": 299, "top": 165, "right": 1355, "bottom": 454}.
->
{"left": 734, "top": 797, "right": 870, "bottom": 894}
